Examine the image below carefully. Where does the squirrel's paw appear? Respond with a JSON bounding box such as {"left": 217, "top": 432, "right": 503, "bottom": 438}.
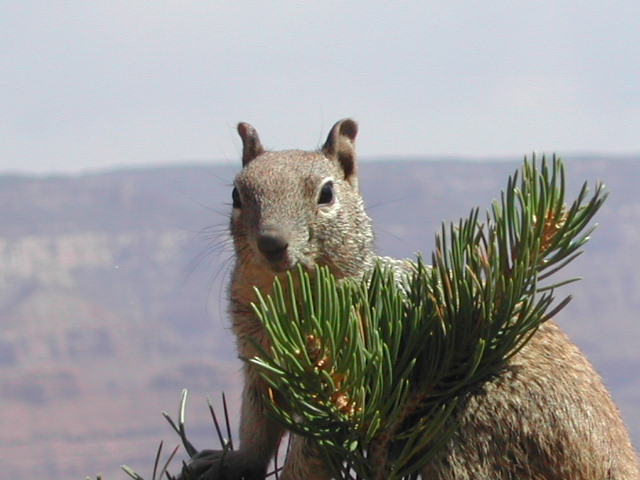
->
{"left": 179, "top": 449, "right": 266, "bottom": 480}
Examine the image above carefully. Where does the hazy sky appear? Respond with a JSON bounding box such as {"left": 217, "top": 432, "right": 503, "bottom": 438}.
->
{"left": 1, "top": 2, "right": 639, "bottom": 174}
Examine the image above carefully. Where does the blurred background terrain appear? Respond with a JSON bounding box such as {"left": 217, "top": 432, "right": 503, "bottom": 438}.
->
{"left": 0, "top": 157, "right": 638, "bottom": 479}
{"left": 2, "top": 2, "right": 639, "bottom": 478}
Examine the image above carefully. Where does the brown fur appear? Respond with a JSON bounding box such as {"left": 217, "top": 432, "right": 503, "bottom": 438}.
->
{"left": 184, "top": 119, "right": 639, "bottom": 479}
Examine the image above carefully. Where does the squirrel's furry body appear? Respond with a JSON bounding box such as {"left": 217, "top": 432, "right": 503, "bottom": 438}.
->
{"left": 185, "top": 119, "right": 639, "bottom": 479}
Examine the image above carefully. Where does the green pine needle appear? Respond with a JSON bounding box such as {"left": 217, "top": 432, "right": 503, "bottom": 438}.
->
{"left": 248, "top": 156, "right": 607, "bottom": 479}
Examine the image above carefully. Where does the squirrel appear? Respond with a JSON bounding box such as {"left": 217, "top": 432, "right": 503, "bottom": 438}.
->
{"left": 184, "top": 119, "right": 640, "bottom": 479}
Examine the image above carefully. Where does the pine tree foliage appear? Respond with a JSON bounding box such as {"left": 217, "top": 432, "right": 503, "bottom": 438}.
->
{"left": 247, "top": 156, "right": 607, "bottom": 479}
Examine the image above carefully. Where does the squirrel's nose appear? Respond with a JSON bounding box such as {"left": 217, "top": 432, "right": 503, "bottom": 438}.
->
{"left": 257, "top": 228, "right": 289, "bottom": 256}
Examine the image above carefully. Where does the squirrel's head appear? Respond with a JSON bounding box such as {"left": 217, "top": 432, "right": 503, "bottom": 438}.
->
{"left": 230, "top": 119, "right": 374, "bottom": 280}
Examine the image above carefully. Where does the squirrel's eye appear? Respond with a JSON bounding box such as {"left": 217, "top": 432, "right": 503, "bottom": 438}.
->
{"left": 232, "top": 187, "right": 242, "bottom": 208}
{"left": 318, "top": 181, "right": 335, "bottom": 205}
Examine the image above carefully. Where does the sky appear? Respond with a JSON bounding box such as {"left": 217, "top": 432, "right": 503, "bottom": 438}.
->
{"left": 1, "top": 1, "right": 639, "bottom": 174}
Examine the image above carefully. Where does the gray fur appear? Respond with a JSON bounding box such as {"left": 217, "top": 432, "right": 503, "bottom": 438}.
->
{"left": 185, "top": 119, "right": 640, "bottom": 480}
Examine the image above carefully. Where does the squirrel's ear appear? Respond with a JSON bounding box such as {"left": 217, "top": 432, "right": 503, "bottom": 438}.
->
{"left": 322, "top": 118, "right": 358, "bottom": 183}
{"left": 237, "top": 122, "right": 264, "bottom": 166}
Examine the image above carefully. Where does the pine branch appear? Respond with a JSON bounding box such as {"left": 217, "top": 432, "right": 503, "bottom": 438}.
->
{"left": 248, "top": 156, "right": 607, "bottom": 479}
